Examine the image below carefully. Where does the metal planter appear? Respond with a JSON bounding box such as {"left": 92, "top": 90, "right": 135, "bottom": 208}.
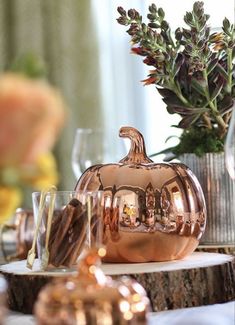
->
{"left": 180, "top": 153, "right": 235, "bottom": 245}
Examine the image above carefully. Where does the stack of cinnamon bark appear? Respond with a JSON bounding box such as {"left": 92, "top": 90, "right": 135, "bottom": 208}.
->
{"left": 43, "top": 198, "right": 96, "bottom": 267}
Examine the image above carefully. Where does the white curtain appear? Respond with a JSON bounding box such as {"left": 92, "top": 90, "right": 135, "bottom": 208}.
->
{"left": 92, "top": 0, "right": 235, "bottom": 158}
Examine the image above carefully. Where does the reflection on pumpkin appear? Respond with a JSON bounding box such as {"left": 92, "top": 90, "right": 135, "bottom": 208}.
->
{"left": 172, "top": 187, "right": 184, "bottom": 213}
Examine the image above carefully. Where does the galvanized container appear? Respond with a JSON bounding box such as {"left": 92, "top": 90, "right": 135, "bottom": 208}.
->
{"left": 180, "top": 153, "right": 235, "bottom": 245}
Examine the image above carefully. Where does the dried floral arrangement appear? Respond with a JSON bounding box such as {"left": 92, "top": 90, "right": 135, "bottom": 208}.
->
{"left": 117, "top": 1, "right": 235, "bottom": 157}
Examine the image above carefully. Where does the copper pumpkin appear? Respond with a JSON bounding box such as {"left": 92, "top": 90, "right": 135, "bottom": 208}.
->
{"left": 35, "top": 248, "right": 150, "bottom": 324}
{"left": 75, "top": 126, "right": 206, "bottom": 263}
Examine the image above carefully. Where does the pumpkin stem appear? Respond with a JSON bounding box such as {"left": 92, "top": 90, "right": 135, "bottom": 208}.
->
{"left": 119, "top": 126, "right": 153, "bottom": 164}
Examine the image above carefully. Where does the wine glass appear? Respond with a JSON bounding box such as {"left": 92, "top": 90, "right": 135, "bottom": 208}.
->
{"left": 225, "top": 105, "right": 235, "bottom": 180}
{"left": 71, "top": 128, "right": 126, "bottom": 179}
{"left": 71, "top": 129, "right": 103, "bottom": 179}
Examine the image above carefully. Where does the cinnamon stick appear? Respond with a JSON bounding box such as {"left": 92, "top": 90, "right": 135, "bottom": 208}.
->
{"left": 48, "top": 204, "right": 76, "bottom": 261}
{"left": 38, "top": 197, "right": 103, "bottom": 268}
{"left": 51, "top": 206, "right": 87, "bottom": 266}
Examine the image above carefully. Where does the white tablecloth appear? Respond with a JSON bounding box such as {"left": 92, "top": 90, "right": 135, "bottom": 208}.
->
{"left": 4, "top": 301, "right": 235, "bottom": 325}
{"left": 148, "top": 301, "right": 235, "bottom": 325}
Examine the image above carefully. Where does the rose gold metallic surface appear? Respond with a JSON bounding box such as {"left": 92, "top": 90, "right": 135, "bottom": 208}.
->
{"left": 0, "top": 209, "right": 34, "bottom": 261}
{"left": 75, "top": 127, "right": 206, "bottom": 263}
{"left": 35, "top": 248, "right": 149, "bottom": 324}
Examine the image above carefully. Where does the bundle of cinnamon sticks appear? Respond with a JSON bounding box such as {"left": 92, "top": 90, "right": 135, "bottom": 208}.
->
{"left": 40, "top": 198, "right": 99, "bottom": 268}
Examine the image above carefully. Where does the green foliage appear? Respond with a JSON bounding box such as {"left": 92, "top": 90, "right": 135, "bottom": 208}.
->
{"left": 172, "top": 128, "right": 224, "bottom": 157}
{"left": 10, "top": 53, "right": 47, "bottom": 79}
{"left": 117, "top": 1, "right": 235, "bottom": 155}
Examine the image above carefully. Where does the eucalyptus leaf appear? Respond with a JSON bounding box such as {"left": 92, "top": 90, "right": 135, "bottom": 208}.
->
{"left": 216, "top": 64, "right": 229, "bottom": 80}
{"left": 173, "top": 54, "right": 185, "bottom": 78}
{"left": 178, "top": 114, "right": 200, "bottom": 129}
{"left": 210, "top": 80, "right": 224, "bottom": 102}
{"left": 232, "top": 47, "right": 235, "bottom": 59}
{"left": 166, "top": 105, "right": 175, "bottom": 114}
{"left": 207, "top": 58, "right": 218, "bottom": 75}
{"left": 158, "top": 8, "right": 165, "bottom": 19}
{"left": 149, "top": 4, "right": 157, "bottom": 14}
{"left": 162, "top": 97, "right": 184, "bottom": 107}
{"left": 223, "top": 17, "right": 231, "bottom": 32}
{"left": 191, "top": 78, "right": 207, "bottom": 97}
{"left": 218, "top": 95, "right": 233, "bottom": 113}
{"left": 173, "top": 106, "right": 208, "bottom": 115}
{"left": 156, "top": 87, "right": 176, "bottom": 98}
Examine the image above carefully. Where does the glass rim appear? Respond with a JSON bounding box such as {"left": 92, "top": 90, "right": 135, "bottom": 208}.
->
{"left": 32, "top": 190, "right": 104, "bottom": 196}
{"left": 75, "top": 128, "right": 103, "bottom": 134}
{"left": 32, "top": 190, "right": 76, "bottom": 199}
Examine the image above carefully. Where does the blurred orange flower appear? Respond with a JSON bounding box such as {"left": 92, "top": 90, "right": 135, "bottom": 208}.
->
{"left": 0, "top": 73, "right": 65, "bottom": 166}
{"left": 0, "top": 73, "right": 66, "bottom": 223}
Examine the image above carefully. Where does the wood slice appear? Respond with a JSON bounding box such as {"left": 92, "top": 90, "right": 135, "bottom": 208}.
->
{"left": 197, "top": 244, "right": 235, "bottom": 256}
{"left": 0, "top": 252, "right": 234, "bottom": 314}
